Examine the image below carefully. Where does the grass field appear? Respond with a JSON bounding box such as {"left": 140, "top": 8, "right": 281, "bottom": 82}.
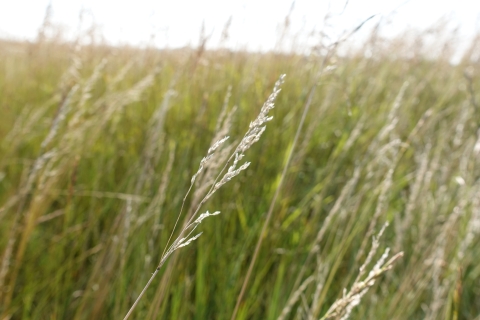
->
{"left": 0, "top": 23, "right": 479, "bottom": 320}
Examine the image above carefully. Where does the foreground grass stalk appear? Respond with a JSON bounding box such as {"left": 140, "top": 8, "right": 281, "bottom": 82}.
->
{"left": 123, "top": 75, "right": 286, "bottom": 319}
{"left": 123, "top": 269, "right": 159, "bottom": 320}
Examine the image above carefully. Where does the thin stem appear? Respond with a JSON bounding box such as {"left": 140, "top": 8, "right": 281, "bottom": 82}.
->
{"left": 123, "top": 268, "right": 159, "bottom": 320}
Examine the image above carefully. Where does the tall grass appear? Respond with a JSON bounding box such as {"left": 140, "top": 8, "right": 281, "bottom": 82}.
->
{"left": 0, "top": 20, "right": 479, "bottom": 320}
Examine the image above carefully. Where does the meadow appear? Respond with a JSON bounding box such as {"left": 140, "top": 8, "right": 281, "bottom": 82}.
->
{"left": 0, "top": 22, "right": 479, "bottom": 319}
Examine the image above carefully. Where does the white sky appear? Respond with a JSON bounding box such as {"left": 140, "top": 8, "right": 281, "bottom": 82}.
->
{"left": 0, "top": 0, "right": 479, "bottom": 52}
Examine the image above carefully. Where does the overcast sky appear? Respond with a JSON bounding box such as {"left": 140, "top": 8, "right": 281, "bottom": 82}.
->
{"left": 0, "top": 0, "right": 479, "bottom": 51}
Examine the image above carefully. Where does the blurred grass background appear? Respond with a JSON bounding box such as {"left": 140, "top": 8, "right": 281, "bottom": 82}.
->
{"left": 0, "top": 17, "right": 480, "bottom": 320}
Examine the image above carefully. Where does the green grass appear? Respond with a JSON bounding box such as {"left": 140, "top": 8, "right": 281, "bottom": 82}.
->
{"left": 0, "top": 31, "right": 479, "bottom": 320}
